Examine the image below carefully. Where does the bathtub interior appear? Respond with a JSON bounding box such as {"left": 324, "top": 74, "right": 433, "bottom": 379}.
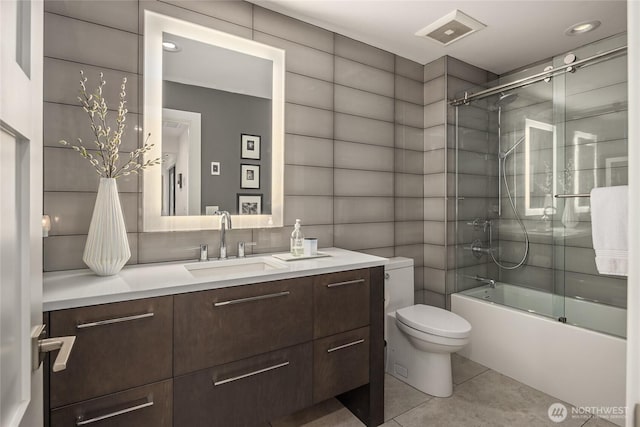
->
{"left": 461, "top": 283, "right": 627, "bottom": 338}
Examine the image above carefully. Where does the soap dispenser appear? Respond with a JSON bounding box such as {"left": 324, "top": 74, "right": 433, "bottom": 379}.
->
{"left": 290, "top": 219, "right": 304, "bottom": 257}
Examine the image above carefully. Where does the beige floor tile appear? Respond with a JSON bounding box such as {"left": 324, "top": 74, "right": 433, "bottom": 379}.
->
{"left": 395, "top": 370, "right": 585, "bottom": 427}
{"left": 271, "top": 398, "right": 364, "bottom": 427}
{"left": 380, "top": 420, "right": 402, "bottom": 427}
{"left": 384, "top": 374, "right": 431, "bottom": 421}
{"left": 452, "top": 353, "right": 489, "bottom": 385}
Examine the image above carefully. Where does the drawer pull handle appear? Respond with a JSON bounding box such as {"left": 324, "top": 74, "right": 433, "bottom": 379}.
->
{"left": 76, "top": 312, "right": 155, "bottom": 329}
{"left": 327, "top": 339, "right": 365, "bottom": 353}
{"left": 76, "top": 399, "right": 154, "bottom": 425}
{"left": 326, "top": 279, "right": 365, "bottom": 288}
{"left": 213, "top": 361, "right": 290, "bottom": 386}
{"left": 213, "top": 291, "right": 290, "bottom": 307}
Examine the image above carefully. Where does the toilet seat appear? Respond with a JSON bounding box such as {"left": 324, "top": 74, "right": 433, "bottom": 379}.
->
{"left": 396, "top": 304, "right": 471, "bottom": 339}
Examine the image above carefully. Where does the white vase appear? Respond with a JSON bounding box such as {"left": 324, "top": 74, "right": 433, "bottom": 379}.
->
{"left": 561, "top": 198, "right": 579, "bottom": 228}
{"left": 83, "top": 178, "right": 131, "bottom": 276}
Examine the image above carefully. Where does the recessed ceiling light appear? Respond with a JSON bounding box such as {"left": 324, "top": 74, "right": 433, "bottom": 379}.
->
{"left": 162, "top": 41, "right": 181, "bottom": 52}
{"left": 565, "top": 20, "right": 601, "bottom": 36}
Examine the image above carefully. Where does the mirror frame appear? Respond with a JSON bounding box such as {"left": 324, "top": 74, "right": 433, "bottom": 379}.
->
{"left": 143, "top": 10, "right": 284, "bottom": 231}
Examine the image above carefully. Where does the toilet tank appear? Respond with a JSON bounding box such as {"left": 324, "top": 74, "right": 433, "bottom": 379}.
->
{"left": 385, "top": 257, "right": 414, "bottom": 314}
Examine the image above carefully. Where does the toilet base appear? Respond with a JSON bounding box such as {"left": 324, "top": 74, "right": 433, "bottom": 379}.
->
{"left": 386, "top": 312, "right": 456, "bottom": 397}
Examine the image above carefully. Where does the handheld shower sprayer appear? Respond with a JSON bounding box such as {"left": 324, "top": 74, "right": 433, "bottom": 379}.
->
{"left": 499, "top": 135, "right": 526, "bottom": 159}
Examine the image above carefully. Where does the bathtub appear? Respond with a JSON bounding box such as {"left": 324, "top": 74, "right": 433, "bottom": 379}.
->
{"left": 451, "top": 283, "right": 627, "bottom": 426}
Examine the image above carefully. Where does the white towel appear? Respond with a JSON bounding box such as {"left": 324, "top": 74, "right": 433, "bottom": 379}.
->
{"left": 590, "top": 185, "right": 628, "bottom": 276}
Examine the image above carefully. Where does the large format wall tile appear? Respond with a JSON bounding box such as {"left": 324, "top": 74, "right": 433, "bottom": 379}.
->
{"left": 254, "top": 7, "right": 333, "bottom": 53}
{"left": 253, "top": 32, "right": 334, "bottom": 81}
{"left": 395, "top": 55, "right": 423, "bottom": 81}
{"left": 44, "top": 58, "right": 140, "bottom": 112}
{"left": 284, "top": 196, "right": 334, "bottom": 226}
{"left": 395, "top": 149, "right": 424, "bottom": 175}
{"left": 285, "top": 103, "right": 333, "bottom": 138}
{"left": 45, "top": 13, "right": 139, "bottom": 73}
{"left": 161, "top": 0, "right": 253, "bottom": 28}
{"left": 334, "top": 85, "right": 394, "bottom": 122}
{"left": 335, "top": 113, "right": 394, "bottom": 147}
{"left": 334, "top": 197, "right": 394, "bottom": 224}
{"left": 334, "top": 141, "right": 394, "bottom": 172}
{"left": 335, "top": 170, "right": 394, "bottom": 197}
{"left": 284, "top": 165, "right": 333, "bottom": 196}
{"left": 334, "top": 222, "right": 394, "bottom": 250}
{"left": 44, "top": 192, "right": 138, "bottom": 236}
{"left": 335, "top": 57, "right": 394, "bottom": 97}
{"left": 395, "top": 125, "right": 424, "bottom": 151}
{"left": 284, "top": 134, "right": 333, "bottom": 168}
{"left": 44, "top": 233, "right": 138, "bottom": 271}
{"left": 139, "top": 1, "right": 251, "bottom": 38}
{"left": 285, "top": 72, "right": 334, "bottom": 110}
{"left": 334, "top": 35, "right": 394, "bottom": 72}
{"left": 45, "top": 0, "right": 139, "bottom": 33}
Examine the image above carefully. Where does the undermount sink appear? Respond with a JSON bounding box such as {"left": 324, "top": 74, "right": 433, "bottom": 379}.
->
{"left": 184, "top": 256, "right": 288, "bottom": 278}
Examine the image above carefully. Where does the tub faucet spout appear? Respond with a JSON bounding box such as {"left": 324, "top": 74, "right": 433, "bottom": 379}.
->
{"left": 475, "top": 275, "right": 496, "bottom": 288}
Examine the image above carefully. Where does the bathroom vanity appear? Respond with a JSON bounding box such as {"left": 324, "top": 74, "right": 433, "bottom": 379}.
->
{"left": 42, "top": 248, "right": 385, "bottom": 427}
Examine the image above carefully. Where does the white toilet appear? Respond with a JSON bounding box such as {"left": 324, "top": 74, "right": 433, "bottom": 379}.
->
{"left": 385, "top": 257, "right": 471, "bottom": 397}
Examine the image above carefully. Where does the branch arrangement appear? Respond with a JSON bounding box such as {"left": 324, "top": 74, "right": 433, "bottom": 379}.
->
{"left": 59, "top": 71, "right": 161, "bottom": 178}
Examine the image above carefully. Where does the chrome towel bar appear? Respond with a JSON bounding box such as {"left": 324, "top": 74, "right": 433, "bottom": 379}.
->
{"left": 555, "top": 193, "right": 591, "bottom": 198}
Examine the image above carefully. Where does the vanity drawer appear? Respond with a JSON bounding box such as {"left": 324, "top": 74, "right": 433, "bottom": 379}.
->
{"left": 50, "top": 379, "right": 172, "bottom": 427}
{"left": 174, "top": 277, "right": 313, "bottom": 375}
{"left": 314, "top": 269, "right": 370, "bottom": 338}
{"left": 313, "top": 326, "right": 370, "bottom": 403}
{"left": 49, "top": 296, "right": 173, "bottom": 408}
{"left": 174, "top": 342, "right": 312, "bottom": 427}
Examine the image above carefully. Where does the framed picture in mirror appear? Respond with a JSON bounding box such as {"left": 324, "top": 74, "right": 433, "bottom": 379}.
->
{"left": 238, "top": 194, "right": 262, "bottom": 215}
{"left": 241, "top": 164, "right": 260, "bottom": 189}
{"left": 241, "top": 134, "right": 261, "bottom": 160}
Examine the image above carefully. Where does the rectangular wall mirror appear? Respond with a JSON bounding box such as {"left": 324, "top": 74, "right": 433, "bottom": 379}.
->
{"left": 143, "top": 10, "right": 284, "bottom": 231}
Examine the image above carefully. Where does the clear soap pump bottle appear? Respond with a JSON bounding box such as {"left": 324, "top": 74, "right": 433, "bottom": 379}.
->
{"left": 290, "top": 219, "right": 304, "bottom": 257}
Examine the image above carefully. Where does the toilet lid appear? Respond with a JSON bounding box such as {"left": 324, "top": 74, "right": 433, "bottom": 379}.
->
{"left": 396, "top": 304, "right": 471, "bottom": 338}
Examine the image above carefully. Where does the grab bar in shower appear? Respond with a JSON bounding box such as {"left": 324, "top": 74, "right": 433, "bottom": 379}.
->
{"left": 554, "top": 193, "right": 591, "bottom": 198}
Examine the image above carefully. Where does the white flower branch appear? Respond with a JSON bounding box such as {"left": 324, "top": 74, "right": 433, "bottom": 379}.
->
{"left": 59, "top": 71, "right": 161, "bottom": 179}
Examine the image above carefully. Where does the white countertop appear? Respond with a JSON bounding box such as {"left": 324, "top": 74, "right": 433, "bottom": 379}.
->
{"left": 43, "top": 248, "right": 387, "bottom": 311}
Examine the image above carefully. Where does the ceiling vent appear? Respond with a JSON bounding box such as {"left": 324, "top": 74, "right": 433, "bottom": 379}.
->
{"left": 415, "top": 10, "right": 486, "bottom": 46}
{"left": 162, "top": 120, "right": 182, "bottom": 129}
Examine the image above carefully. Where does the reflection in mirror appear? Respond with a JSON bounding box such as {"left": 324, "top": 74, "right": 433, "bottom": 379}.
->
{"left": 571, "top": 131, "right": 598, "bottom": 213}
{"left": 161, "top": 33, "right": 272, "bottom": 216}
{"left": 524, "top": 118, "right": 557, "bottom": 217}
{"left": 143, "top": 10, "right": 284, "bottom": 232}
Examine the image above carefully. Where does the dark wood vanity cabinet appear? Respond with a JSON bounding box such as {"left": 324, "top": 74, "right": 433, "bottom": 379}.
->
{"left": 46, "top": 266, "right": 384, "bottom": 427}
{"left": 174, "top": 343, "right": 312, "bottom": 426}
{"left": 47, "top": 297, "right": 173, "bottom": 426}
{"left": 50, "top": 380, "right": 173, "bottom": 427}
{"left": 173, "top": 277, "right": 313, "bottom": 375}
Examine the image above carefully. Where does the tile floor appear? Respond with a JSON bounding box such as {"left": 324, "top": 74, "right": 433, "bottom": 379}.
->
{"left": 271, "top": 354, "right": 618, "bottom": 427}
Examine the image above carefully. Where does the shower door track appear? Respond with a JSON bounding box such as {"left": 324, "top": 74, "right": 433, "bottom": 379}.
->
{"left": 449, "top": 45, "right": 627, "bottom": 106}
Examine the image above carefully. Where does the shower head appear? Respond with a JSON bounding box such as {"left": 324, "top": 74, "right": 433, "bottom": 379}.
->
{"left": 495, "top": 92, "right": 518, "bottom": 108}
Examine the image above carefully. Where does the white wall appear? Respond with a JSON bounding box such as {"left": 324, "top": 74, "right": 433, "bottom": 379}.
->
{"left": 626, "top": 2, "right": 640, "bottom": 426}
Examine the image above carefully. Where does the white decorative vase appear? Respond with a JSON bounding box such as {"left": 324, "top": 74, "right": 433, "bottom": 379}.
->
{"left": 561, "top": 198, "right": 579, "bottom": 228}
{"left": 83, "top": 178, "right": 131, "bottom": 276}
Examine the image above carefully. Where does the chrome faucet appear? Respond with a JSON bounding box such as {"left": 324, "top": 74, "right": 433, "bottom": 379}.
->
{"left": 475, "top": 275, "right": 496, "bottom": 288}
{"left": 215, "top": 211, "right": 232, "bottom": 259}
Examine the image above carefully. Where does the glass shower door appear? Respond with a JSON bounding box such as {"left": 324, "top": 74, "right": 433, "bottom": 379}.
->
{"left": 558, "top": 33, "right": 628, "bottom": 337}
